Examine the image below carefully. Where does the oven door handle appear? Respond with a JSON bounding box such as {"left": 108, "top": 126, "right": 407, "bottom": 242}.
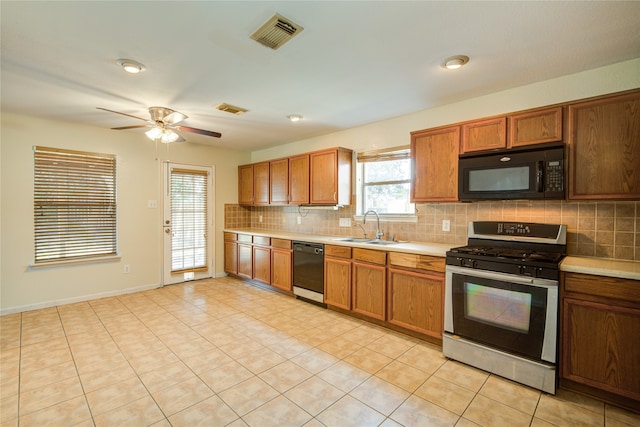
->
{"left": 445, "top": 265, "right": 558, "bottom": 287}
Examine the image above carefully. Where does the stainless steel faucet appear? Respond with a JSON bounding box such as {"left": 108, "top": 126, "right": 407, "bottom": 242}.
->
{"left": 363, "top": 210, "right": 384, "bottom": 240}
{"left": 355, "top": 223, "right": 367, "bottom": 239}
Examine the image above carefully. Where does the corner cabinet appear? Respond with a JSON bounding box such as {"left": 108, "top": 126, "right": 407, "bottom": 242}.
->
{"left": 560, "top": 272, "right": 640, "bottom": 412}
{"left": 411, "top": 125, "right": 460, "bottom": 202}
{"left": 567, "top": 89, "right": 640, "bottom": 200}
{"left": 310, "top": 148, "right": 353, "bottom": 205}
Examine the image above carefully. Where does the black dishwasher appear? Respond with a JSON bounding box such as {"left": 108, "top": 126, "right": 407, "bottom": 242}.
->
{"left": 292, "top": 241, "right": 325, "bottom": 304}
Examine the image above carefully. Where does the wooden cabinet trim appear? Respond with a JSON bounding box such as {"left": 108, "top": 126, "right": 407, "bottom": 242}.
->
{"left": 352, "top": 248, "right": 386, "bottom": 265}
{"left": 252, "top": 236, "right": 271, "bottom": 247}
{"left": 325, "top": 245, "right": 352, "bottom": 259}
{"left": 563, "top": 272, "right": 640, "bottom": 304}
{"left": 388, "top": 252, "right": 445, "bottom": 273}
{"left": 224, "top": 232, "right": 237, "bottom": 241}
{"left": 237, "top": 234, "right": 253, "bottom": 243}
{"left": 271, "top": 238, "right": 292, "bottom": 250}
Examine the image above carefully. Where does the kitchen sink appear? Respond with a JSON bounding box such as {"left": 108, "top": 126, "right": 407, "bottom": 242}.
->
{"left": 332, "top": 237, "right": 397, "bottom": 245}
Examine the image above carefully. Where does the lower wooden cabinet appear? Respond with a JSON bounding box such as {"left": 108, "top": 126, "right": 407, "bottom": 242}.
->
{"left": 324, "top": 245, "right": 352, "bottom": 310}
{"left": 271, "top": 248, "right": 292, "bottom": 291}
{"left": 387, "top": 267, "right": 443, "bottom": 339}
{"left": 223, "top": 233, "right": 238, "bottom": 275}
{"left": 561, "top": 272, "right": 640, "bottom": 411}
{"left": 252, "top": 245, "right": 271, "bottom": 285}
{"left": 352, "top": 261, "right": 386, "bottom": 321}
{"left": 237, "top": 243, "right": 253, "bottom": 280}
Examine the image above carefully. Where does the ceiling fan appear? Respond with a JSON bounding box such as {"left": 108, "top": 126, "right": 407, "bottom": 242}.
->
{"left": 97, "top": 106, "right": 222, "bottom": 143}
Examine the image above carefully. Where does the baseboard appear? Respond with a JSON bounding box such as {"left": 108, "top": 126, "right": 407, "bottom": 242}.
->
{"left": 0, "top": 282, "right": 161, "bottom": 316}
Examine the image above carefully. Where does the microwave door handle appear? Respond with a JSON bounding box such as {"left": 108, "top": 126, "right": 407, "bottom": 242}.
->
{"left": 536, "top": 161, "right": 544, "bottom": 192}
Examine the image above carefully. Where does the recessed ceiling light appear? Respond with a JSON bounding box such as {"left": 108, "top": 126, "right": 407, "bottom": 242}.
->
{"left": 442, "top": 55, "right": 469, "bottom": 70}
{"left": 288, "top": 114, "right": 303, "bottom": 122}
{"left": 117, "top": 58, "right": 145, "bottom": 74}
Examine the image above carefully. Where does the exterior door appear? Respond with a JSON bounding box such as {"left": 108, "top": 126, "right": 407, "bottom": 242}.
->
{"left": 163, "top": 162, "right": 214, "bottom": 285}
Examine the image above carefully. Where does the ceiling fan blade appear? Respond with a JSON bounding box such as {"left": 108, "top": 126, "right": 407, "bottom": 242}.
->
{"left": 163, "top": 111, "right": 188, "bottom": 125}
{"left": 177, "top": 125, "right": 222, "bottom": 138}
{"left": 111, "top": 125, "right": 149, "bottom": 130}
{"left": 97, "top": 107, "right": 149, "bottom": 122}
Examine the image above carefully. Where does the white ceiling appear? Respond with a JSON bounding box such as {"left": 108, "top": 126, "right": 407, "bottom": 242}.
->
{"left": 2, "top": 1, "right": 639, "bottom": 152}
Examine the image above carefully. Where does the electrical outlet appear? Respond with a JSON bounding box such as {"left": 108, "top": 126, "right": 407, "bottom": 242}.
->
{"left": 442, "top": 219, "right": 451, "bottom": 232}
{"left": 147, "top": 200, "right": 158, "bottom": 209}
{"left": 123, "top": 264, "right": 130, "bottom": 274}
{"left": 297, "top": 216, "right": 302, "bottom": 225}
{"left": 259, "top": 215, "right": 263, "bottom": 223}
{"left": 339, "top": 218, "right": 351, "bottom": 227}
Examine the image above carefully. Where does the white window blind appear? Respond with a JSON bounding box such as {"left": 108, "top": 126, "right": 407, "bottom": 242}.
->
{"left": 34, "top": 146, "right": 117, "bottom": 263}
{"left": 170, "top": 168, "right": 208, "bottom": 272}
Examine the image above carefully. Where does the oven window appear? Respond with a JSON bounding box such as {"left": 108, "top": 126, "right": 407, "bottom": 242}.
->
{"left": 469, "top": 166, "right": 529, "bottom": 191}
{"left": 465, "top": 283, "right": 532, "bottom": 333}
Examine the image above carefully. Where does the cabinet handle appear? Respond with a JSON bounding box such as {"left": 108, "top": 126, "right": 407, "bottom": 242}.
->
{"left": 333, "top": 192, "right": 337, "bottom": 201}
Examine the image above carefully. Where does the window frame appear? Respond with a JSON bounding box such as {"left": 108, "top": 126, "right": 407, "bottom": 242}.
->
{"left": 32, "top": 146, "right": 118, "bottom": 267}
{"left": 355, "top": 146, "right": 416, "bottom": 221}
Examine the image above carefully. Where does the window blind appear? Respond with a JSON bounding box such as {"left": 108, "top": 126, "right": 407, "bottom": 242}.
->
{"left": 34, "top": 146, "right": 117, "bottom": 263}
{"left": 170, "top": 168, "right": 208, "bottom": 273}
{"left": 356, "top": 145, "right": 410, "bottom": 163}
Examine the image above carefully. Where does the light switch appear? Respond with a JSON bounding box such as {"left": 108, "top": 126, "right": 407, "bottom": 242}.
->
{"left": 147, "top": 200, "right": 158, "bottom": 208}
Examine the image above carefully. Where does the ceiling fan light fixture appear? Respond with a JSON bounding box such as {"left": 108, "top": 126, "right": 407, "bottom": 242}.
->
{"left": 117, "top": 58, "right": 145, "bottom": 74}
{"left": 288, "top": 114, "right": 303, "bottom": 122}
{"left": 145, "top": 126, "right": 163, "bottom": 140}
{"left": 160, "top": 130, "right": 180, "bottom": 144}
{"left": 442, "top": 55, "right": 469, "bottom": 70}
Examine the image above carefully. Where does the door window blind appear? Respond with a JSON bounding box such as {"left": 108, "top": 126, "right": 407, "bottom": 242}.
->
{"left": 34, "top": 146, "right": 117, "bottom": 263}
{"left": 170, "top": 168, "right": 208, "bottom": 272}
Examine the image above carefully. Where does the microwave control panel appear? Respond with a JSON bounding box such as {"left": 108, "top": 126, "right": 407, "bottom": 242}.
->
{"left": 545, "top": 160, "right": 564, "bottom": 192}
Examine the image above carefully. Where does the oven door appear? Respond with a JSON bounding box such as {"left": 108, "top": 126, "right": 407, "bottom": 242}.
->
{"left": 444, "top": 265, "right": 558, "bottom": 363}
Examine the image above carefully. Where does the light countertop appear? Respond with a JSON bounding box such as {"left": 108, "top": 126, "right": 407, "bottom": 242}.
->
{"left": 224, "top": 228, "right": 640, "bottom": 280}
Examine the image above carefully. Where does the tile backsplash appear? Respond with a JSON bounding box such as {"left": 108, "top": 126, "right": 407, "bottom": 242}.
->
{"left": 225, "top": 201, "right": 640, "bottom": 261}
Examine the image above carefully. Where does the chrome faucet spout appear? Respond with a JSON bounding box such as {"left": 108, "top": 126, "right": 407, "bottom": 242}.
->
{"left": 363, "top": 210, "right": 384, "bottom": 240}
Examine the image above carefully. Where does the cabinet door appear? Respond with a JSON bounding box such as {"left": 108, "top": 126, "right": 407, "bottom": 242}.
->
{"left": 461, "top": 117, "right": 507, "bottom": 153}
{"left": 508, "top": 107, "right": 563, "bottom": 147}
{"left": 271, "top": 248, "right": 292, "bottom": 291}
{"left": 411, "top": 126, "right": 460, "bottom": 202}
{"left": 238, "top": 164, "right": 254, "bottom": 205}
{"left": 253, "top": 245, "right": 271, "bottom": 284}
{"left": 562, "top": 297, "right": 640, "bottom": 401}
{"left": 568, "top": 90, "right": 640, "bottom": 200}
{"left": 324, "top": 257, "right": 351, "bottom": 310}
{"left": 253, "top": 161, "right": 270, "bottom": 205}
{"left": 224, "top": 241, "right": 237, "bottom": 275}
{"left": 387, "top": 268, "right": 443, "bottom": 339}
{"left": 237, "top": 243, "right": 253, "bottom": 279}
{"left": 289, "top": 154, "right": 310, "bottom": 205}
{"left": 352, "top": 261, "right": 386, "bottom": 321}
{"left": 310, "top": 149, "right": 338, "bottom": 204}
{"left": 270, "top": 158, "right": 289, "bottom": 205}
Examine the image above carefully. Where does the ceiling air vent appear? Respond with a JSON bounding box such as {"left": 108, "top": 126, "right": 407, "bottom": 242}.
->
{"left": 215, "top": 103, "right": 248, "bottom": 115}
{"left": 250, "top": 13, "right": 303, "bottom": 50}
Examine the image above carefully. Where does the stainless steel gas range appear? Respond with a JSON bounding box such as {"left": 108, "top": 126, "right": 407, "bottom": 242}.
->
{"left": 443, "top": 221, "right": 567, "bottom": 394}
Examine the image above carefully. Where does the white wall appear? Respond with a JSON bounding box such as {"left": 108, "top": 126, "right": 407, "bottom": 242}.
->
{"left": 251, "top": 58, "right": 640, "bottom": 162}
{"left": 0, "top": 114, "right": 249, "bottom": 312}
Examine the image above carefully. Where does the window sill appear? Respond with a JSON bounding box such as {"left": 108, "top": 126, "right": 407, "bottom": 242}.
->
{"left": 29, "top": 255, "right": 122, "bottom": 269}
{"left": 353, "top": 214, "right": 417, "bottom": 223}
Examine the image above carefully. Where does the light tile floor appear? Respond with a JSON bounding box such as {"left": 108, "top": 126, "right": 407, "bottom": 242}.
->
{"left": 1, "top": 276, "right": 639, "bottom": 426}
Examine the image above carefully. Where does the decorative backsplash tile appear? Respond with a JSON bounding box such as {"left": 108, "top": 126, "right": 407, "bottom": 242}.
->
{"left": 224, "top": 201, "right": 639, "bottom": 261}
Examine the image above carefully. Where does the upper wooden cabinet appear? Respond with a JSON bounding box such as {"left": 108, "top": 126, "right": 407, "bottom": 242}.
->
{"left": 270, "top": 158, "right": 289, "bottom": 205}
{"left": 289, "top": 154, "right": 310, "bottom": 205}
{"left": 238, "top": 164, "right": 254, "bottom": 206}
{"left": 461, "top": 117, "right": 507, "bottom": 153}
{"left": 567, "top": 90, "right": 640, "bottom": 200}
{"left": 253, "top": 162, "right": 270, "bottom": 205}
{"left": 411, "top": 125, "right": 460, "bottom": 202}
{"left": 310, "top": 148, "right": 353, "bottom": 205}
{"left": 508, "top": 106, "right": 563, "bottom": 148}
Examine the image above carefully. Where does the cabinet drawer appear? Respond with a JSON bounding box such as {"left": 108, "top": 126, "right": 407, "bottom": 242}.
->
{"left": 325, "top": 245, "right": 352, "bottom": 259}
{"left": 353, "top": 248, "right": 386, "bottom": 265}
{"left": 224, "top": 232, "right": 237, "bottom": 242}
{"left": 271, "top": 238, "right": 292, "bottom": 250}
{"left": 563, "top": 273, "right": 640, "bottom": 304}
{"left": 388, "top": 252, "right": 445, "bottom": 273}
{"left": 237, "top": 234, "right": 253, "bottom": 243}
{"left": 253, "top": 236, "right": 271, "bottom": 246}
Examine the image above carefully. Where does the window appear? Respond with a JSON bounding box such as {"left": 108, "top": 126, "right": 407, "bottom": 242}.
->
{"left": 169, "top": 167, "right": 209, "bottom": 272}
{"left": 357, "top": 146, "right": 414, "bottom": 215}
{"left": 33, "top": 146, "right": 117, "bottom": 264}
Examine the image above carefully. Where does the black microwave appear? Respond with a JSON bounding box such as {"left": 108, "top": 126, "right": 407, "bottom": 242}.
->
{"left": 458, "top": 143, "right": 565, "bottom": 201}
